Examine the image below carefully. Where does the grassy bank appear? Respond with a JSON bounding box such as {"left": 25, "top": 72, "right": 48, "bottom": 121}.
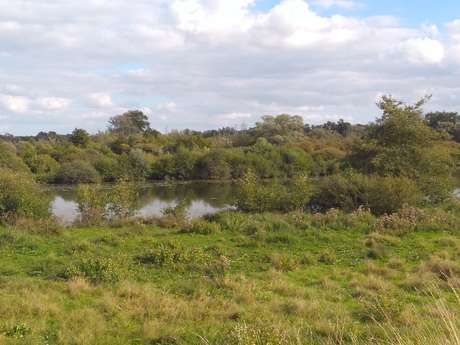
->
{"left": 1, "top": 209, "right": 460, "bottom": 344}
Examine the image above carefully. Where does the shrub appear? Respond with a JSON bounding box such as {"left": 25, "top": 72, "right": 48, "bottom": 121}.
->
{"left": 76, "top": 180, "right": 139, "bottom": 225}
{"left": 75, "top": 184, "right": 107, "bottom": 225}
{"left": 312, "top": 173, "right": 422, "bottom": 215}
{"left": 373, "top": 206, "right": 460, "bottom": 235}
{"left": 106, "top": 180, "right": 138, "bottom": 219}
{"left": 64, "top": 257, "right": 121, "bottom": 284}
{"left": 268, "top": 253, "right": 299, "bottom": 271}
{"left": 55, "top": 160, "right": 100, "bottom": 184}
{"left": 136, "top": 241, "right": 210, "bottom": 271}
{"left": 235, "top": 171, "right": 312, "bottom": 213}
{"left": 194, "top": 150, "right": 232, "bottom": 180}
{"left": 158, "top": 200, "right": 189, "bottom": 228}
{"left": 0, "top": 169, "right": 50, "bottom": 221}
{"left": 182, "top": 219, "right": 221, "bottom": 235}
{"left": 0, "top": 140, "right": 30, "bottom": 174}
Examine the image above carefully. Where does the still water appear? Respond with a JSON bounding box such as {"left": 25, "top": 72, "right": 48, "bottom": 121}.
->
{"left": 48, "top": 181, "right": 238, "bottom": 224}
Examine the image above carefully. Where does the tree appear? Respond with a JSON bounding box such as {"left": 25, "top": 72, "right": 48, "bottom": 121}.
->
{"left": 349, "top": 95, "right": 455, "bottom": 202}
{"left": 70, "top": 128, "right": 90, "bottom": 147}
{"left": 254, "top": 114, "right": 304, "bottom": 143}
{"left": 425, "top": 111, "right": 460, "bottom": 141}
{"left": 55, "top": 161, "right": 100, "bottom": 184}
{"left": 108, "top": 110, "right": 151, "bottom": 136}
{"left": 321, "top": 119, "right": 352, "bottom": 137}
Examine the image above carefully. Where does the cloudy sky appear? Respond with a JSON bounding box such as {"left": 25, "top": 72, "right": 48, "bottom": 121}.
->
{"left": 1, "top": 0, "right": 460, "bottom": 135}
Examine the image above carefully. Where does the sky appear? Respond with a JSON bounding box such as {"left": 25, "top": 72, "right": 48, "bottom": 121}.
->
{"left": 1, "top": 0, "right": 460, "bottom": 135}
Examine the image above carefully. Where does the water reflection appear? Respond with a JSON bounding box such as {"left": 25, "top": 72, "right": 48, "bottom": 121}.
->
{"left": 48, "top": 181, "right": 237, "bottom": 224}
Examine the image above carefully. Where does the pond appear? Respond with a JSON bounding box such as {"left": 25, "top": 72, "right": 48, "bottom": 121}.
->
{"left": 49, "top": 183, "right": 460, "bottom": 224}
{"left": 48, "top": 181, "right": 238, "bottom": 224}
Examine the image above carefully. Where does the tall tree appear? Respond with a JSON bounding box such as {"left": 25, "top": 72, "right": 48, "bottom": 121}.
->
{"left": 108, "top": 110, "right": 151, "bottom": 136}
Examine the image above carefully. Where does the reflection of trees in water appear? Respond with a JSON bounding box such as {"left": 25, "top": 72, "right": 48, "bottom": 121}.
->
{"left": 137, "top": 182, "right": 237, "bottom": 209}
{"left": 51, "top": 182, "right": 237, "bottom": 210}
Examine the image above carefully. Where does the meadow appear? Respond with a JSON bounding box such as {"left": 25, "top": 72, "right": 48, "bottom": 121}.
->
{"left": 1, "top": 207, "right": 460, "bottom": 344}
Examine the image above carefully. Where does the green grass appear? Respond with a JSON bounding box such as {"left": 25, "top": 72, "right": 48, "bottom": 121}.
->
{"left": 1, "top": 210, "right": 460, "bottom": 344}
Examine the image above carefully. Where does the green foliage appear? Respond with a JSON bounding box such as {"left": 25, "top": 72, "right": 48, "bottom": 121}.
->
{"left": 55, "top": 160, "right": 100, "bottom": 184}
{"left": 107, "top": 180, "right": 138, "bottom": 219}
{"left": 0, "top": 169, "right": 50, "bottom": 221}
{"left": 109, "top": 110, "right": 151, "bottom": 136}
{"left": 65, "top": 256, "right": 121, "bottom": 284}
{"left": 195, "top": 150, "right": 232, "bottom": 180}
{"left": 76, "top": 180, "right": 139, "bottom": 224}
{"left": 254, "top": 114, "right": 304, "bottom": 143}
{"left": 235, "top": 171, "right": 312, "bottom": 213}
{"left": 75, "top": 184, "right": 107, "bottom": 224}
{"left": 182, "top": 219, "right": 221, "bottom": 235}
{"left": 0, "top": 140, "right": 30, "bottom": 173}
{"left": 70, "top": 128, "right": 90, "bottom": 147}
{"left": 425, "top": 111, "right": 460, "bottom": 141}
{"left": 136, "top": 241, "right": 210, "bottom": 270}
{"left": 159, "top": 200, "right": 189, "bottom": 228}
{"left": 151, "top": 149, "right": 199, "bottom": 180}
{"left": 119, "top": 149, "right": 151, "bottom": 180}
{"left": 94, "top": 155, "right": 123, "bottom": 182}
{"left": 312, "top": 173, "right": 423, "bottom": 215}
{"left": 4, "top": 323, "right": 31, "bottom": 338}
{"left": 29, "top": 154, "right": 60, "bottom": 182}
{"left": 350, "top": 96, "right": 455, "bottom": 204}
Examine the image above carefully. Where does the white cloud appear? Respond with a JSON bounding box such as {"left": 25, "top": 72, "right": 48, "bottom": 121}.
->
{"left": 157, "top": 102, "right": 177, "bottom": 112}
{"left": 88, "top": 93, "right": 113, "bottom": 107}
{"left": 171, "top": 0, "right": 256, "bottom": 36}
{"left": 0, "top": 1, "right": 459, "bottom": 134}
{"left": 38, "top": 97, "right": 70, "bottom": 111}
{"left": 403, "top": 38, "right": 445, "bottom": 65}
{"left": 311, "top": 0, "right": 357, "bottom": 9}
{"left": 0, "top": 95, "right": 29, "bottom": 113}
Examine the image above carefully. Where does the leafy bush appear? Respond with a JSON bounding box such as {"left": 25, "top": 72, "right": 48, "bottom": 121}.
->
{"left": 64, "top": 257, "right": 121, "bottom": 284}
{"left": 0, "top": 169, "right": 50, "bottom": 221}
{"left": 76, "top": 180, "right": 139, "bottom": 225}
{"left": 235, "top": 171, "right": 312, "bottom": 213}
{"left": 0, "top": 141, "right": 31, "bottom": 174}
{"left": 311, "top": 173, "right": 422, "bottom": 215}
{"left": 195, "top": 150, "right": 232, "bottom": 180}
{"left": 75, "top": 184, "right": 107, "bottom": 224}
{"left": 55, "top": 160, "right": 100, "bottom": 184}
{"left": 106, "top": 180, "right": 138, "bottom": 219}
{"left": 136, "top": 241, "right": 210, "bottom": 270}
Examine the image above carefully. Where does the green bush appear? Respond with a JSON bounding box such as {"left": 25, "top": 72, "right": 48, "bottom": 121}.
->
{"left": 64, "top": 257, "right": 121, "bottom": 284}
{"left": 194, "top": 150, "right": 232, "bottom": 180}
{"left": 312, "top": 173, "right": 422, "bottom": 215}
{"left": 75, "top": 184, "right": 107, "bottom": 224}
{"left": 235, "top": 171, "right": 312, "bottom": 213}
{"left": 0, "top": 169, "right": 50, "bottom": 221}
{"left": 136, "top": 241, "right": 210, "bottom": 270}
{"left": 0, "top": 141, "right": 31, "bottom": 174}
{"left": 76, "top": 180, "right": 139, "bottom": 225}
{"left": 55, "top": 160, "right": 100, "bottom": 184}
{"left": 106, "top": 180, "right": 138, "bottom": 219}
